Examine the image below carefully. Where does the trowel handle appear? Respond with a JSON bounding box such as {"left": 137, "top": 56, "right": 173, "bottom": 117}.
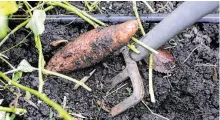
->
{"left": 130, "top": 1, "right": 219, "bottom": 61}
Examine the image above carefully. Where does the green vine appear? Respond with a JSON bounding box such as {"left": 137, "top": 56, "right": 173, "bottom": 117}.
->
{"left": 0, "top": 72, "right": 73, "bottom": 120}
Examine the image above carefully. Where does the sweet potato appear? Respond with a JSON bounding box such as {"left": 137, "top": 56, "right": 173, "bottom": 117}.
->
{"left": 46, "top": 20, "right": 138, "bottom": 72}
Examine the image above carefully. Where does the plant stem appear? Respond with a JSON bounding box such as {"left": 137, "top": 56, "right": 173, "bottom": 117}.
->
{"left": 62, "top": 1, "right": 73, "bottom": 6}
{"left": 84, "top": 1, "right": 92, "bottom": 11}
{"left": 0, "top": 106, "right": 27, "bottom": 114}
{"left": 142, "top": 100, "right": 169, "bottom": 120}
{"left": 44, "top": 6, "right": 55, "bottom": 12}
{"left": 142, "top": 1, "right": 155, "bottom": 13}
{"left": 73, "top": 69, "right": 96, "bottom": 90}
{"left": 48, "top": 1, "right": 99, "bottom": 28}
{"left": 90, "top": 1, "right": 100, "bottom": 10}
{"left": 149, "top": 54, "right": 155, "bottom": 103}
{"left": 0, "top": 72, "right": 73, "bottom": 120}
{"left": 82, "top": 10, "right": 107, "bottom": 26}
{"left": 133, "top": 1, "right": 146, "bottom": 36}
{"left": 63, "top": 1, "right": 106, "bottom": 26}
{"left": 1, "top": 32, "right": 32, "bottom": 54}
{"left": 127, "top": 44, "right": 140, "bottom": 54}
{"left": 23, "top": 1, "right": 33, "bottom": 16}
{"left": 59, "top": 1, "right": 106, "bottom": 27}
{"left": 3, "top": 66, "right": 91, "bottom": 92}
{"left": 34, "top": 35, "right": 44, "bottom": 93}
{"left": 84, "top": 1, "right": 100, "bottom": 12}
{"left": 43, "top": 69, "right": 92, "bottom": 91}
{"left": 0, "top": 19, "right": 30, "bottom": 47}
{"left": 30, "top": 1, "right": 43, "bottom": 11}
{"left": 0, "top": 56, "right": 15, "bottom": 69}
{"left": 131, "top": 37, "right": 159, "bottom": 54}
{"left": 0, "top": 5, "right": 54, "bottom": 48}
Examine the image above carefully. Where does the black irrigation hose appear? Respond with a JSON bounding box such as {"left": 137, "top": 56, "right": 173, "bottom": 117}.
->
{"left": 10, "top": 13, "right": 219, "bottom": 23}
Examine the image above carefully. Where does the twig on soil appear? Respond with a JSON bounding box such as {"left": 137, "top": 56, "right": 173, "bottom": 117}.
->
{"left": 0, "top": 56, "right": 15, "bottom": 69}
{"left": 104, "top": 83, "right": 128, "bottom": 98}
{"left": 133, "top": 1, "right": 146, "bottom": 36}
{"left": 0, "top": 19, "right": 30, "bottom": 48}
{"left": 0, "top": 106, "right": 27, "bottom": 114}
{"left": 43, "top": 69, "right": 91, "bottom": 91}
{"left": 0, "top": 57, "right": 15, "bottom": 70}
{"left": 50, "top": 40, "right": 68, "bottom": 47}
{"left": 165, "top": 77, "right": 173, "bottom": 89}
{"left": 9, "top": 88, "right": 21, "bottom": 108}
{"left": 183, "top": 45, "right": 201, "bottom": 63}
{"left": 0, "top": 32, "right": 32, "bottom": 54}
{"left": 142, "top": 100, "right": 170, "bottom": 120}
{"left": 0, "top": 72, "right": 74, "bottom": 120}
{"left": 71, "top": 112, "right": 87, "bottom": 119}
{"left": 142, "top": 1, "right": 155, "bottom": 13}
{"left": 96, "top": 100, "right": 110, "bottom": 113}
{"left": 74, "top": 69, "right": 96, "bottom": 90}
{"left": 212, "top": 67, "right": 217, "bottom": 81}
{"left": 149, "top": 54, "right": 155, "bottom": 103}
{"left": 62, "top": 96, "right": 67, "bottom": 109}
{"left": 194, "top": 63, "right": 217, "bottom": 67}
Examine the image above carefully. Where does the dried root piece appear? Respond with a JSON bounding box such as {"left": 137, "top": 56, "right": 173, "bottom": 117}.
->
{"left": 50, "top": 40, "right": 68, "bottom": 47}
{"left": 46, "top": 20, "right": 138, "bottom": 72}
{"left": 96, "top": 100, "right": 110, "bottom": 113}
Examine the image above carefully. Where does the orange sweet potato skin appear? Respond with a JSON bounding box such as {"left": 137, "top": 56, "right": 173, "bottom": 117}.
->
{"left": 46, "top": 20, "right": 138, "bottom": 72}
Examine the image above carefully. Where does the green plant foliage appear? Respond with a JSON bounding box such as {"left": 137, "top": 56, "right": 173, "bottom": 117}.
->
{"left": 0, "top": 1, "right": 18, "bottom": 39}
{"left": 0, "top": 15, "right": 8, "bottom": 39}
{"left": 0, "top": 1, "right": 18, "bottom": 15}
{"left": 12, "top": 72, "right": 22, "bottom": 82}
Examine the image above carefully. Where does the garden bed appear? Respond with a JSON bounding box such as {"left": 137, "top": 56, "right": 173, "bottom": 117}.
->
{"left": 0, "top": 1, "right": 219, "bottom": 120}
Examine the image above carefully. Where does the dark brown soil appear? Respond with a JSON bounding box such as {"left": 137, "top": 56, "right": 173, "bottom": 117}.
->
{"left": 0, "top": 1, "right": 219, "bottom": 120}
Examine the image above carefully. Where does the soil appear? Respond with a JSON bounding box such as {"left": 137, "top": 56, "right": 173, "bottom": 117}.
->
{"left": 0, "top": 1, "right": 219, "bottom": 120}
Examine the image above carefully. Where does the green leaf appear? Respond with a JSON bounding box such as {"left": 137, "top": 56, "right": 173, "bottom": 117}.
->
{"left": 0, "top": 15, "right": 8, "bottom": 39}
{"left": 0, "top": 1, "right": 18, "bottom": 15}
{"left": 10, "top": 114, "right": 16, "bottom": 120}
{"left": 26, "top": 10, "right": 46, "bottom": 35}
{"left": 5, "top": 113, "right": 10, "bottom": 120}
{"left": 12, "top": 71, "right": 22, "bottom": 82}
